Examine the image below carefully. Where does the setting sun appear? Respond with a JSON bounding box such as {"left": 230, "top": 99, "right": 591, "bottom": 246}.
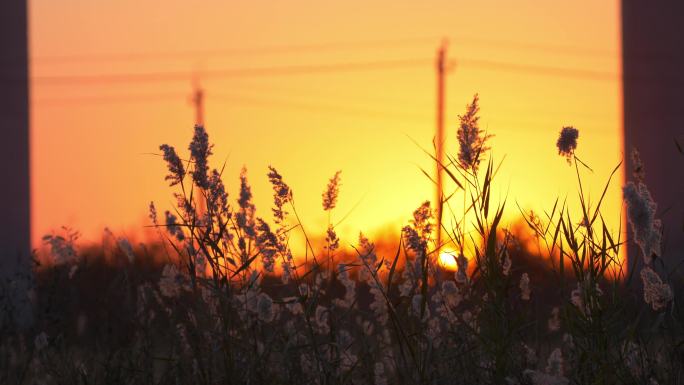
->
{"left": 438, "top": 249, "right": 459, "bottom": 270}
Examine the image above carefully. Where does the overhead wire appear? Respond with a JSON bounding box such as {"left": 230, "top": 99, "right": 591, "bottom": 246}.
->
{"left": 30, "top": 36, "right": 441, "bottom": 63}
{"left": 27, "top": 34, "right": 622, "bottom": 64}
{"left": 29, "top": 58, "right": 431, "bottom": 85}
{"left": 31, "top": 90, "right": 617, "bottom": 128}
{"left": 26, "top": 36, "right": 626, "bottom": 124}
{"left": 32, "top": 92, "right": 185, "bottom": 106}
{"left": 457, "top": 58, "right": 617, "bottom": 81}
{"left": 31, "top": 90, "right": 430, "bottom": 123}
{"left": 208, "top": 92, "right": 430, "bottom": 123}
{"left": 25, "top": 56, "right": 623, "bottom": 87}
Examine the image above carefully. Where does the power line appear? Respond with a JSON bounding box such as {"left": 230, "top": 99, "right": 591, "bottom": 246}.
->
{"left": 30, "top": 91, "right": 431, "bottom": 122}
{"left": 29, "top": 58, "right": 430, "bottom": 85}
{"left": 31, "top": 92, "right": 184, "bottom": 106}
{"left": 30, "top": 37, "right": 440, "bottom": 64}
{"left": 26, "top": 57, "right": 624, "bottom": 87}
{"left": 209, "top": 93, "right": 430, "bottom": 122}
{"left": 30, "top": 91, "right": 619, "bottom": 128}
{"left": 451, "top": 36, "right": 616, "bottom": 58}
{"left": 33, "top": 89, "right": 617, "bottom": 126}
{"left": 26, "top": 35, "right": 623, "bottom": 65}
{"left": 216, "top": 80, "right": 431, "bottom": 106}
{"left": 458, "top": 58, "right": 617, "bottom": 81}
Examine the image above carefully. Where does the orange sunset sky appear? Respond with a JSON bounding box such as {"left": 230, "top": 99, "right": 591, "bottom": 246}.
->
{"left": 29, "top": 0, "right": 623, "bottom": 250}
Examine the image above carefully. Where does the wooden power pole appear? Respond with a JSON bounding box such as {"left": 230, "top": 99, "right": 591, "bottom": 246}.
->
{"left": 191, "top": 80, "right": 208, "bottom": 218}
{"left": 435, "top": 41, "right": 447, "bottom": 253}
{"left": 191, "top": 80, "right": 205, "bottom": 127}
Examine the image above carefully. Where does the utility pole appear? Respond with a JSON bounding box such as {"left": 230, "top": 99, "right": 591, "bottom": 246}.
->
{"left": 435, "top": 41, "right": 448, "bottom": 253}
{"left": 191, "top": 79, "right": 205, "bottom": 127}
{"left": 190, "top": 79, "right": 208, "bottom": 219}
{"left": 1, "top": 0, "right": 32, "bottom": 328}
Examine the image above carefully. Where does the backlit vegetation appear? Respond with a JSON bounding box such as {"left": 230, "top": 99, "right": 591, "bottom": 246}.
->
{"left": 1, "top": 96, "right": 682, "bottom": 384}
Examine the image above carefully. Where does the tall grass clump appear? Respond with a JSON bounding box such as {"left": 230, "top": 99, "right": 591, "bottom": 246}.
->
{"left": 1, "top": 97, "right": 682, "bottom": 385}
{"left": 522, "top": 129, "right": 683, "bottom": 385}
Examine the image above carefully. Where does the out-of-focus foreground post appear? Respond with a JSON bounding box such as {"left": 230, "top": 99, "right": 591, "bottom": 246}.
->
{"left": 0, "top": 0, "right": 32, "bottom": 328}
{"left": 622, "top": 0, "right": 684, "bottom": 268}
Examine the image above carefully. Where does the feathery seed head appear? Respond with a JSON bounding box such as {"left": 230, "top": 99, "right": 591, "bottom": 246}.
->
{"left": 159, "top": 144, "right": 185, "bottom": 186}
{"left": 148, "top": 201, "right": 158, "bottom": 226}
{"left": 188, "top": 124, "right": 212, "bottom": 189}
{"left": 255, "top": 219, "right": 278, "bottom": 272}
{"left": 520, "top": 273, "right": 531, "bottom": 301}
{"left": 640, "top": 267, "right": 673, "bottom": 311}
{"left": 325, "top": 225, "right": 340, "bottom": 252}
{"left": 631, "top": 148, "right": 645, "bottom": 182}
{"left": 159, "top": 264, "right": 189, "bottom": 298}
{"left": 208, "top": 169, "right": 229, "bottom": 214}
{"left": 457, "top": 94, "right": 491, "bottom": 171}
{"left": 556, "top": 126, "right": 579, "bottom": 163}
{"left": 623, "top": 181, "right": 661, "bottom": 264}
{"left": 256, "top": 292, "right": 275, "bottom": 322}
{"left": 267, "top": 166, "right": 292, "bottom": 223}
{"left": 164, "top": 210, "right": 185, "bottom": 241}
{"left": 322, "top": 170, "right": 342, "bottom": 211}
{"left": 237, "top": 167, "right": 256, "bottom": 238}
{"left": 455, "top": 253, "right": 469, "bottom": 284}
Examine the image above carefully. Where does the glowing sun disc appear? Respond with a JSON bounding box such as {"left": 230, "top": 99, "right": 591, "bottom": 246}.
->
{"left": 438, "top": 249, "right": 458, "bottom": 270}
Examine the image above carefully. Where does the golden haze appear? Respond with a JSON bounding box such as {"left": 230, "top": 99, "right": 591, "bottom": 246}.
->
{"left": 30, "top": 0, "right": 623, "bottom": 258}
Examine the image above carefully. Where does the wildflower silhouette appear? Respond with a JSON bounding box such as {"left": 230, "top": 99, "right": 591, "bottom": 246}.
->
{"left": 188, "top": 124, "right": 212, "bottom": 189}
{"left": 640, "top": 267, "right": 673, "bottom": 311}
{"left": 623, "top": 151, "right": 661, "bottom": 265}
{"left": 322, "top": 170, "right": 341, "bottom": 211}
{"left": 556, "top": 126, "right": 578, "bottom": 163}
{"left": 159, "top": 144, "right": 185, "bottom": 186}
{"left": 624, "top": 182, "right": 662, "bottom": 264}
{"left": 457, "top": 94, "right": 491, "bottom": 171}
{"left": 520, "top": 272, "right": 531, "bottom": 300}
